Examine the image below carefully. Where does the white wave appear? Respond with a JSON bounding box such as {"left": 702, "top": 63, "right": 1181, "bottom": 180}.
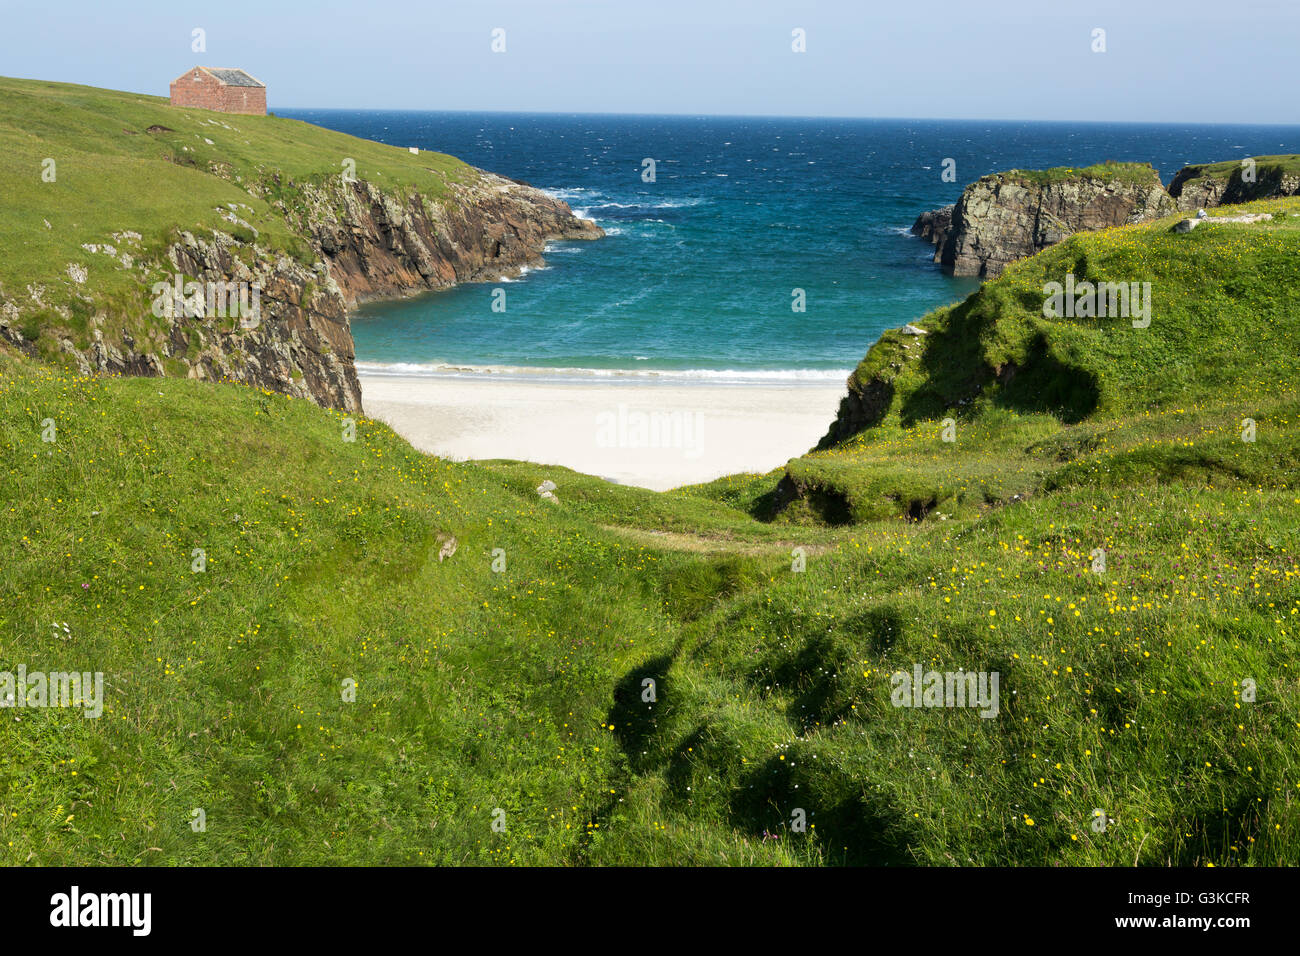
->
{"left": 542, "top": 186, "right": 600, "bottom": 202}
{"left": 543, "top": 186, "right": 707, "bottom": 214}
{"left": 589, "top": 198, "right": 707, "bottom": 210}
{"left": 492, "top": 263, "right": 551, "bottom": 282}
{"left": 355, "top": 362, "right": 851, "bottom": 387}
{"left": 543, "top": 188, "right": 616, "bottom": 214}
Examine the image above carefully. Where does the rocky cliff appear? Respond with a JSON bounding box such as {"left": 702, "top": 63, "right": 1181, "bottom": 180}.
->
{"left": 909, "top": 204, "right": 953, "bottom": 265}
{"left": 0, "top": 170, "right": 600, "bottom": 412}
{"left": 160, "top": 228, "right": 361, "bottom": 409}
{"left": 1168, "top": 156, "right": 1300, "bottom": 210}
{"left": 911, "top": 156, "right": 1300, "bottom": 278}
{"left": 280, "top": 172, "right": 603, "bottom": 307}
{"left": 813, "top": 324, "right": 929, "bottom": 451}
{"left": 919, "top": 164, "right": 1175, "bottom": 278}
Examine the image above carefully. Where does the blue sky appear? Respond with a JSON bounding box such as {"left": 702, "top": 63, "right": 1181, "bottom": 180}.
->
{"left": 3, "top": 0, "right": 1297, "bottom": 122}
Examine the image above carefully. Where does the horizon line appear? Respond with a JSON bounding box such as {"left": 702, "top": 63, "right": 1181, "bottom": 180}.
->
{"left": 271, "top": 105, "right": 1300, "bottom": 129}
{"left": 7, "top": 74, "right": 1299, "bottom": 129}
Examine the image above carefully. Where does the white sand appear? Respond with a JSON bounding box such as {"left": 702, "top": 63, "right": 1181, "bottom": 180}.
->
{"left": 359, "top": 374, "right": 847, "bottom": 491}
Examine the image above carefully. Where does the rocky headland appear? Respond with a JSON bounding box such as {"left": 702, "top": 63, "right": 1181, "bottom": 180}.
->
{"left": 909, "top": 204, "right": 953, "bottom": 264}
{"left": 914, "top": 163, "right": 1174, "bottom": 278}
{"left": 911, "top": 155, "right": 1300, "bottom": 278}
{"left": 4, "top": 173, "right": 601, "bottom": 413}
{"left": 0, "top": 77, "right": 602, "bottom": 413}
{"left": 1167, "top": 156, "right": 1300, "bottom": 210}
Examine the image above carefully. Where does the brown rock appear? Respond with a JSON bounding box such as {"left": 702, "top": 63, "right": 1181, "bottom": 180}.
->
{"left": 937, "top": 166, "right": 1175, "bottom": 278}
{"left": 910, "top": 204, "right": 954, "bottom": 263}
{"left": 1169, "top": 160, "right": 1300, "bottom": 211}
{"left": 29, "top": 166, "right": 603, "bottom": 412}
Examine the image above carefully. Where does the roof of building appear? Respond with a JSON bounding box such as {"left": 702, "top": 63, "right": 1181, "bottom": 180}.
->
{"left": 194, "top": 67, "right": 265, "bottom": 88}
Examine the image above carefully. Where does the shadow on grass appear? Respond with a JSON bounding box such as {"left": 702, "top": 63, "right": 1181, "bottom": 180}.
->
{"left": 728, "top": 753, "right": 916, "bottom": 865}
{"left": 993, "top": 333, "right": 1099, "bottom": 425}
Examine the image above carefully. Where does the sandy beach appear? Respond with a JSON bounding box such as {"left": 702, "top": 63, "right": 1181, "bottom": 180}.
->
{"left": 359, "top": 373, "right": 847, "bottom": 490}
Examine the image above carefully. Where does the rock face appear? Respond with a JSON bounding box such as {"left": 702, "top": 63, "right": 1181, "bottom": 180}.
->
{"left": 910, "top": 204, "right": 953, "bottom": 263}
{"left": 815, "top": 374, "right": 895, "bottom": 450}
{"left": 284, "top": 172, "right": 603, "bottom": 307}
{"left": 1167, "top": 172, "right": 1229, "bottom": 211}
{"left": 910, "top": 157, "right": 1300, "bottom": 279}
{"left": 1, "top": 168, "right": 601, "bottom": 412}
{"left": 814, "top": 329, "right": 921, "bottom": 450}
{"left": 925, "top": 166, "right": 1175, "bottom": 278}
{"left": 1169, "top": 160, "right": 1300, "bottom": 211}
{"left": 163, "top": 229, "right": 361, "bottom": 409}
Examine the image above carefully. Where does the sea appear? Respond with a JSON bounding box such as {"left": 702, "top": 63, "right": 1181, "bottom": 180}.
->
{"left": 278, "top": 111, "right": 1300, "bottom": 385}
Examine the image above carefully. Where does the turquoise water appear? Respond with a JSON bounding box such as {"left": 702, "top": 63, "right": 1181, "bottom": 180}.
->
{"left": 282, "top": 111, "right": 1299, "bottom": 381}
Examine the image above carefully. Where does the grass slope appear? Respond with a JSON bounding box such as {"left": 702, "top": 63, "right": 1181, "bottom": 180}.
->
{"left": 999, "top": 160, "right": 1163, "bottom": 186}
{"left": 4, "top": 349, "right": 1297, "bottom": 865}
{"left": 1, "top": 110, "right": 1298, "bottom": 865}
{"left": 1174, "top": 154, "right": 1300, "bottom": 183}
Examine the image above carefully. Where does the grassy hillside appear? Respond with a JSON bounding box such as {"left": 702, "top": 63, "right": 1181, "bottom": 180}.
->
{"left": 0, "top": 361, "right": 699, "bottom": 864}
{"left": 1173, "top": 154, "right": 1300, "bottom": 183}
{"left": 0, "top": 75, "right": 472, "bottom": 363}
{"left": 3, "top": 194, "right": 1300, "bottom": 865}
{"left": 1001, "top": 160, "right": 1163, "bottom": 186}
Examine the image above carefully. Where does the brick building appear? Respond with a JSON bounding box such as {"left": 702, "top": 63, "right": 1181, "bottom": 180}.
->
{"left": 169, "top": 67, "right": 266, "bottom": 115}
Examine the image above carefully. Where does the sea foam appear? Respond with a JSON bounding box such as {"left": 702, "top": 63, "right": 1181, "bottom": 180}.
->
{"left": 354, "top": 362, "right": 850, "bottom": 387}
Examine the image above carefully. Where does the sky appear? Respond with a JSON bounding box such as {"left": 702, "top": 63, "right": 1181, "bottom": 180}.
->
{"left": 2, "top": 0, "right": 1297, "bottom": 123}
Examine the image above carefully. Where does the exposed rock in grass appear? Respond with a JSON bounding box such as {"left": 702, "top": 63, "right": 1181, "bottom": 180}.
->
{"left": 1173, "top": 212, "right": 1273, "bottom": 233}
{"left": 436, "top": 532, "right": 458, "bottom": 561}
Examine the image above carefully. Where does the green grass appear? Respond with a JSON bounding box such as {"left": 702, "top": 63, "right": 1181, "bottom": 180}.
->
{"left": 2, "top": 90, "right": 1299, "bottom": 865}
{"left": 0, "top": 75, "right": 474, "bottom": 356}
{"left": 3, "top": 351, "right": 1297, "bottom": 865}
{"left": 1173, "top": 154, "right": 1300, "bottom": 182}
{"left": 0, "top": 364, "right": 691, "bottom": 864}
{"left": 997, "top": 161, "right": 1162, "bottom": 187}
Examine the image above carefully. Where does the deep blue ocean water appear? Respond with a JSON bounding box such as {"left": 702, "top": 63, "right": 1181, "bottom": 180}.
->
{"left": 280, "top": 110, "right": 1299, "bottom": 382}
